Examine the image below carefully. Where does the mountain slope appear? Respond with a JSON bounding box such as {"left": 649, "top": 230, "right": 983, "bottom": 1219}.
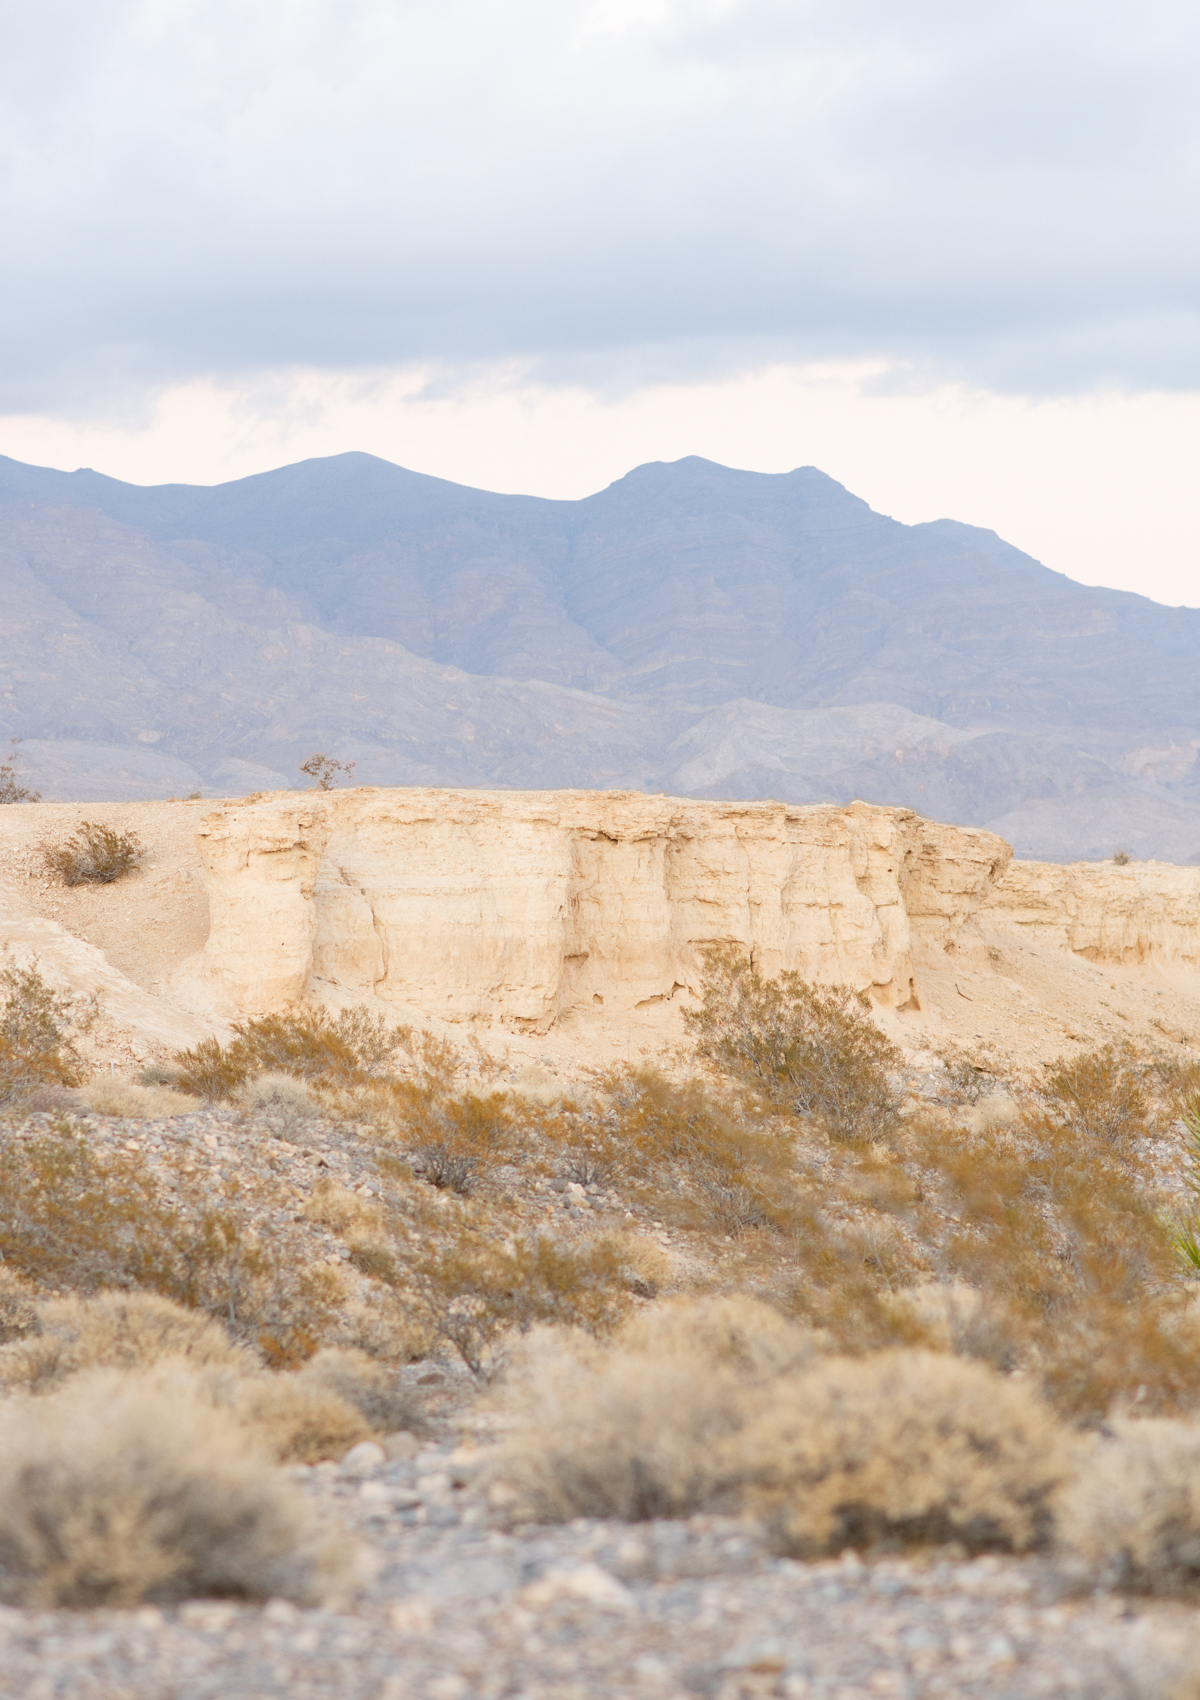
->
{"left": 2, "top": 451, "right": 1198, "bottom": 860}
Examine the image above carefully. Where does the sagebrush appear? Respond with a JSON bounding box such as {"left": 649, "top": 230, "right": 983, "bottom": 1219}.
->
{"left": 42, "top": 820, "right": 142, "bottom": 886}
{"left": 0, "top": 1371, "right": 350, "bottom": 1606}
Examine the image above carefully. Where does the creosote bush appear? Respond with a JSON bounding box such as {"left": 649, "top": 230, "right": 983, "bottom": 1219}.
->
{"left": 42, "top": 820, "right": 142, "bottom": 886}
{"left": 0, "top": 1371, "right": 350, "bottom": 1606}
{"left": 1042, "top": 1042, "right": 1149, "bottom": 1149}
{"left": 0, "top": 1291, "right": 254, "bottom": 1395}
{"left": 0, "top": 964, "right": 83, "bottom": 1103}
{"left": 172, "top": 1007, "right": 412, "bottom": 1100}
{"left": 685, "top": 949, "right": 901, "bottom": 1140}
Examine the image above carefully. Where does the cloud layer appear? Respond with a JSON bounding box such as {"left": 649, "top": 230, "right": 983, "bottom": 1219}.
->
{"left": 3, "top": 0, "right": 1198, "bottom": 409}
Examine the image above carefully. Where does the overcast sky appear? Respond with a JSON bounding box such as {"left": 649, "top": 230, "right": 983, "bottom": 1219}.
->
{"left": 3, "top": 0, "right": 1199, "bottom": 600}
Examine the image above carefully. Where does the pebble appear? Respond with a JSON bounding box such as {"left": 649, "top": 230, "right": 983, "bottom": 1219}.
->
{"left": 2, "top": 1438, "right": 1198, "bottom": 1699}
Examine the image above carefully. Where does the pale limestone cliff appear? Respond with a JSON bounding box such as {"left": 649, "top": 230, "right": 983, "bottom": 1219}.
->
{"left": 184, "top": 789, "right": 1012, "bottom": 1029}
{"left": 981, "top": 859, "right": 1200, "bottom": 965}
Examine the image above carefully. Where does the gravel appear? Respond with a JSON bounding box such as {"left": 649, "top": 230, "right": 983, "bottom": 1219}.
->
{"left": 1, "top": 1431, "right": 1198, "bottom": 1699}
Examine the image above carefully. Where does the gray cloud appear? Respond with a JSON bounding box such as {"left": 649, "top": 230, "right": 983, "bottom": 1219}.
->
{"left": 2, "top": 0, "right": 1198, "bottom": 411}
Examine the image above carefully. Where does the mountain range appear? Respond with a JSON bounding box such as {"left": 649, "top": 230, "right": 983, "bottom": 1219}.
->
{"left": 3, "top": 449, "right": 1199, "bottom": 861}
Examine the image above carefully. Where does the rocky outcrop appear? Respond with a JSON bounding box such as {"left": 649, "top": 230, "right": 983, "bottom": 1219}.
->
{"left": 186, "top": 789, "right": 1011, "bottom": 1028}
{"left": 983, "top": 859, "right": 1200, "bottom": 965}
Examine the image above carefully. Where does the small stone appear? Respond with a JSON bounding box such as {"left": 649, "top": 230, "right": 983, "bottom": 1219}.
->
{"left": 339, "top": 1440, "right": 387, "bottom": 1475}
{"left": 382, "top": 1430, "right": 419, "bottom": 1461}
{"left": 520, "top": 1563, "right": 635, "bottom": 1611}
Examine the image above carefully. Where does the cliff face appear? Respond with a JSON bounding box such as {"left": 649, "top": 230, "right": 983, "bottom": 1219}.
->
{"left": 981, "top": 858, "right": 1200, "bottom": 965}
{"left": 188, "top": 788, "right": 1012, "bottom": 1029}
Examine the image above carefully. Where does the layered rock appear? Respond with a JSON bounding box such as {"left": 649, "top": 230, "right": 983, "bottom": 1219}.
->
{"left": 982, "top": 859, "right": 1200, "bottom": 965}
{"left": 187, "top": 789, "right": 1012, "bottom": 1028}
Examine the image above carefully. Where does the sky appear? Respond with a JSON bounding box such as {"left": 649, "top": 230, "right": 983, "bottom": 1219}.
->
{"left": 2, "top": 0, "right": 1199, "bottom": 602}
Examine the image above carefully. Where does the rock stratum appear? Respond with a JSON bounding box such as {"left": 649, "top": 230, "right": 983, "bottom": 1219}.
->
{"left": 4, "top": 787, "right": 1200, "bottom": 1074}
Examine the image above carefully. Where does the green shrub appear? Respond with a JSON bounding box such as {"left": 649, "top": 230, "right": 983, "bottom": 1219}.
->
{"left": 42, "top": 820, "right": 142, "bottom": 885}
{"left": 685, "top": 949, "right": 901, "bottom": 1140}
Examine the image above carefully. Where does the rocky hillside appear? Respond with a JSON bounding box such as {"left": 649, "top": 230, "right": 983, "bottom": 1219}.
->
{"left": 4, "top": 451, "right": 1200, "bottom": 860}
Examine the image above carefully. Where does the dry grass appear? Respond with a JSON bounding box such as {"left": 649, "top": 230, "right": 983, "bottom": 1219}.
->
{"left": 0, "top": 964, "right": 83, "bottom": 1103}
{"left": 0, "top": 1292, "right": 254, "bottom": 1394}
{"left": 1059, "top": 1417, "right": 1200, "bottom": 1595}
{"left": 735, "top": 1351, "right": 1068, "bottom": 1557}
{"left": 617, "top": 1294, "right": 815, "bottom": 1384}
{"left": 685, "top": 949, "right": 901, "bottom": 1140}
{"left": 0, "top": 1370, "right": 350, "bottom": 1606}
{"left": 80, "top": 1077, "right": 198, "bottom": 1119}
{"left": 0, "top": 1121, "right": 347, "bottom": 1365}
{"left": 41, "top": 821, "right": 142, "bottom": 886}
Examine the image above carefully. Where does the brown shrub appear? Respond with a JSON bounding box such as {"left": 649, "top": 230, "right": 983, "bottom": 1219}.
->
{"left": 171, "top": 1007, "right": 413, "bottom": 1101}
{"left": 0, "top": 964, "right": 83, "bottom": 1103}
{"left": 0, "top": 1370, "right": 350, "bottom": 1605}
{"left": 416, "top": 1227, "right": 635, "bottom": 1375}
{"left": 0, "top": 1122, "right": 345, "bottom": 1365}
{"left": 172, "top": 1035, "right": 249, "bottom": 1100}
{"left": 224, "top": 1372, "right": 371, "bottom": 1463}
{"left": 0, "top": 1292, "right": 253, "bottom": 1396}
{"left": 736, "top": 1351, "right": 1068, "bottom": 1557}
{"left": 1059, "top": 1417, "right": 1200, "bottom": 1595}
{"left": 42, "top": 821, "right": 142, "bottom": 886}
{"left": 685, "top": 949, "right": 901, "bottom": 1140}
{"left": 296, "top": 1347, "right": 426, "bottom": 1436}
{"left": 493, "top": 1326, "right": 749, "bottom": 1522}
{"left": 1042, "top": 1042, "right": 1149, "bottom": 1149}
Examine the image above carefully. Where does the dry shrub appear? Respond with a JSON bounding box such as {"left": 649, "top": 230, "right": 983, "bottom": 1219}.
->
{"left": 239, "top": 1071, "right": 321, "bottom": 1136}
{"left": 1043, "top": 1042, "right": 1149, "bottom": 1148}
{"left": 493, "top": 1327, "right": 748, "bottom": 1522}
{"left": 0, "top": 1292, "right": 253, "bottom": 1395}
{"left": 224, "top": 1372, "right": 371, "bottom": 1463}
{"left": 544, "top": 1069, "right": 797, "bottom": 1234}
{"left": 685, "top": 949, "right": 901, "bottom": 1140}
{"left": 416, "top": 1228, "right": 634, "bottom": 1374}
{"left": 80, "top": 1077, "right": 197, "bottom": 1119}
{"left": 1059, "top": 1418, "right": 1200, "bottom": 1595}
{"left": 42, "top": 820, "right": 142, "bottom": 886}
{"left": 0, "top": 1370, "right": 349, "bottom": 1605}
{"left": 492, "top": 1297, "right": 814, "bottom": 1522}
{"left": 0, "top": 741, "right": 39, "bottom": 805}
{"left": 0, "top": 1268, "right": 38, "bottom": 1344}
{"left": 296, "top": 1346, "right": 425, "bottom": 1435}
{"left": 618, "top": 1294, "right": 815, "bottom": 1385}
{"left": 0, "top": 964, "right": 83, "bottom": 1103}
{"left": 172, "top": 1035, "right": 247, "bottom": 1100}
{"left": 736, "top": 1351, "right": 1068, "bottom": 1557}
{"left": 172, "top": 1007, "right": 412, "bottom": 1101}
{"left": 0, "top": 1122, "right": 346, "bottom": 1365}
{"left": 332, "top": 1288, "right": 432, "bottom": 1364}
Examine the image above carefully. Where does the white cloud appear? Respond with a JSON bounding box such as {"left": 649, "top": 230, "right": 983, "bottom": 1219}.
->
{"left": 1, "top": 0, "right": 1197, "bottom": 407}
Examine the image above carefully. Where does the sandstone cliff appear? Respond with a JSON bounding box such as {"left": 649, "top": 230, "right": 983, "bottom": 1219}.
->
{"left": 184, "top": 789, "right": 1012, "bottom": 1030}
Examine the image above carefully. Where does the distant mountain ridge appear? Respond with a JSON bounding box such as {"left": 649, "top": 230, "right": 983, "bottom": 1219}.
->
{"left": 3, "top": 450, "right": 1199, "bottom": 861}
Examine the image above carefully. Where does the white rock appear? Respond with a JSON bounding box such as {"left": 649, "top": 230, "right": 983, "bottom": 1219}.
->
{"left": 382, "top": 1430, "right": 419, "bottom": 1461}
{"left": 339, "top": 1440, "right": 387, "bottom": 1475}
{"left": 520, "top": 1563, "right": 635, "bottom": 1611}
